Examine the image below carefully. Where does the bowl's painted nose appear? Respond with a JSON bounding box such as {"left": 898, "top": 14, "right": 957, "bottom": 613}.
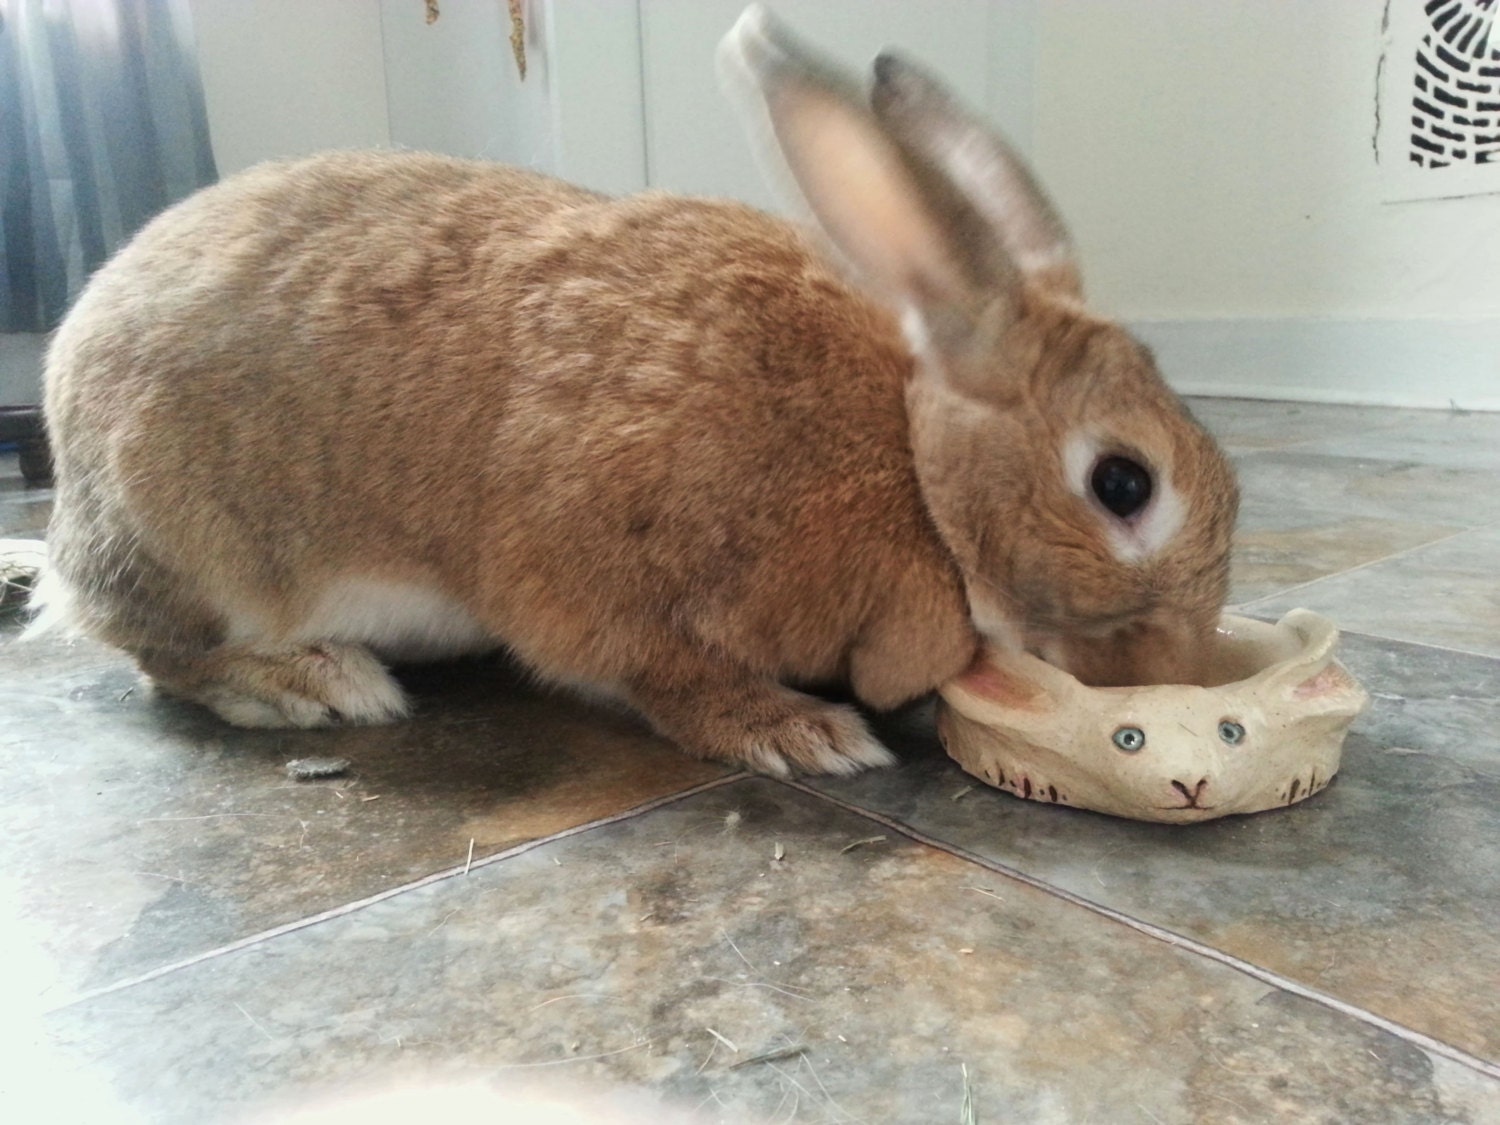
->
{"left": 1170, "top": 778, "right": 1210, "bottom": 807}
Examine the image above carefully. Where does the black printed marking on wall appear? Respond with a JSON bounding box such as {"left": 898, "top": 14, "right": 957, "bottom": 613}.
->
{"left": 1412, "top": 1, "right": 1500, "bottom": 167}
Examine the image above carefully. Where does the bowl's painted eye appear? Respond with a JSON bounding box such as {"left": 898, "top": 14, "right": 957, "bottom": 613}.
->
{"left": 1091, "top": 456, "right": 1153, "bottom": 519}
{"left": 1112, "top": 726, "right": 1146, "bottom": 753}
{"left": 1219, "top": 720, "right": 1246, "bottom": 745}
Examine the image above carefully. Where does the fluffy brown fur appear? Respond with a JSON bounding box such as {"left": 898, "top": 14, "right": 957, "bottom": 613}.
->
{"left": 35, "top": 14, "right": 1236, "bottom": 777}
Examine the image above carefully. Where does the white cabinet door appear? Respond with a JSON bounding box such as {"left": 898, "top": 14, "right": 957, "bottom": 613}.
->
{"left": 380, "top": 0, "right": 544, "bottom": 166}
{"left": 639, "top": 0, "right": 1034, "bottom": 211}
{"left": 380, "top": 0, "right": 648, "bottom": 196}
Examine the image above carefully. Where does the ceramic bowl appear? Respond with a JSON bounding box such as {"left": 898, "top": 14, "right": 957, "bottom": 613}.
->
{"left": 936, "top": 609, "right": 1369, "bottom": 823}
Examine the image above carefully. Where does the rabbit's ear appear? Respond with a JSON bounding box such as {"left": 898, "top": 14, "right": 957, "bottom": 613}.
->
{"left": 870, "top": 54, "right": 1082, "bottom": 300}
{"left": 718, "top": 6, "right": 1017, "bottom": 350}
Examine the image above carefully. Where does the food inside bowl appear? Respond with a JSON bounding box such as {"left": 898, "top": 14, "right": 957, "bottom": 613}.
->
{"left": 936, "top": 609, "right": 1369, "bottom": 824}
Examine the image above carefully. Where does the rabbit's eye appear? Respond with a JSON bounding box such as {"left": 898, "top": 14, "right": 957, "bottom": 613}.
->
{"left": 1091, "top": 456, "right": 1153, "bottom": 519}
{"left": 1112, "top": 726, "right": 1146, "bottom": 753}
{"left": 1218, "top": 720, "right": 1245, "bottom": 745}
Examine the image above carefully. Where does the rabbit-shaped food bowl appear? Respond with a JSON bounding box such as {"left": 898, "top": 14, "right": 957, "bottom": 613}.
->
{"left": 937, "top": 609, "right": 1369, "bottom": 824}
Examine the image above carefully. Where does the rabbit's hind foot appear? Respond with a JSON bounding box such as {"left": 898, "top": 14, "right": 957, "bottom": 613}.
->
{"left": 142, "top": 641, "right": 410, "bottom": 729}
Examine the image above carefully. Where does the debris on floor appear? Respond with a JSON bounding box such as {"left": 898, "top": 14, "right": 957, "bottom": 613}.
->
{"left": 285, "top": 757, "right": 351, "bottom": 781}
{"left": 0, "top": 538, "right": 45, "bottom": 621}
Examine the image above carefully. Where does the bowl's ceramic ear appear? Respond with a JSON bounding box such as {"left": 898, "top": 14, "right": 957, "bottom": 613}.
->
{"left": 937, "top": 610, "right": 1369, "bottom": 824}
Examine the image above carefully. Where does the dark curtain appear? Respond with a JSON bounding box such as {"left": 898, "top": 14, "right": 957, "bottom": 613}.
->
{"left": 0, "top": 0, "right": 217, "bottom": 333}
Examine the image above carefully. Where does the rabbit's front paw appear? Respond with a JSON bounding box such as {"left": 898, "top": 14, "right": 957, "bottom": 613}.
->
{"left": 735, "top": 698, "right": 897, "bottom": 778}
{"left": 636, "top": 677, "right": 896, "bottom": 777}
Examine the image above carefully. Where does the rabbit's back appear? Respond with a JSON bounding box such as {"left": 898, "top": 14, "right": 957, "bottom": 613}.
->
{"left": 45, "top": 151, "right": 963, "bottom": 692}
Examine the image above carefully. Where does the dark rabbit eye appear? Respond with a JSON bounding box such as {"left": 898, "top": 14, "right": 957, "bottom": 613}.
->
{"left": 1219, "top": 720, "right": 1246, "bottom": 745}
{"left": 1091, "top": 456, "right": 1153, "bottom": 519}
{"left": 1112, "top": 726, "right": 1146, "bottom": 753}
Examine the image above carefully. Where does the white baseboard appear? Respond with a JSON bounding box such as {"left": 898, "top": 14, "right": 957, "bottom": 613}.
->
{"left": 1130, "top": 318, "right": 1500, "bottom": 412}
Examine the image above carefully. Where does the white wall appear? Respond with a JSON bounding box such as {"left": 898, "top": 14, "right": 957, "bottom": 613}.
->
{"left": 27, "top": 1, "right": 1494, "bottom": 410}
{"left": 637, "top": 0, "right": 1031, "bottom": 209}
{"left": 542, "top": 2, "right": 651, "bottom": 195}
{"left": 379, "top": 0, "right": 551, "bottom": 171}
{"left": 191, "top": 0, "right": 646, "bottom": 195}
{"left": 1032, "top": 1, "right": 1500, "bottom": 408}
{"left": 188, "top": 0, "right": 391, "bottom": 175}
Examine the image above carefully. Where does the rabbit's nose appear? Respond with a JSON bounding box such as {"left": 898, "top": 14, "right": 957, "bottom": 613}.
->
{"left": 1171, "top": 778, "right": 1210, "bottom": 806}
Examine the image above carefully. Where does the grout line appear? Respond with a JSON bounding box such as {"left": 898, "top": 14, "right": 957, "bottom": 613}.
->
{"left": 1235, "top": 524, "right": 1475, "bottom": 610}
{"left": 45, "top": 771, "right": 748, "bottom": 1014}
{"left": 1234, "top": 608, "right": 1500, "bottom": 665}
{"left": 777, "top": 778, "right": 1500, "bottom": 1083}
{"left": 1237, "top": 519, "right": 1500, "bottom": 661}
{"left": 1332, "top": 625, "right": 1500, "bottom": 664}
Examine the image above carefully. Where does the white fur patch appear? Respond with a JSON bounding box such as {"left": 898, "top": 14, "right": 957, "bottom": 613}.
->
{"left": 1062, "top": 433, "right": 1096, "bottom": 503}
{"left": 967, "top": 590, "right": 1024, "bottom": 653}
{"left": 546, "top": 672, "right": 630, "bottom": 709}
{"left": 900, "top": 304, "right": 934, "bottom": 360}
{"left": 289, "top": 578, "right": 496, "bottom": 663}
{"left": 1131, "top": 477, "right": 1187, "bottom": 560}
{"left": 1062, "top": 432, "right": 1186, "bottom": 564}
{"left": 19, "top": 565, "right": 73, "bottom": 640}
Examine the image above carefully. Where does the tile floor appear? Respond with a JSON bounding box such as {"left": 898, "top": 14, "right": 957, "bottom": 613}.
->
{"left": 2, "top": 398, "right": 1498, "bottom": 1124}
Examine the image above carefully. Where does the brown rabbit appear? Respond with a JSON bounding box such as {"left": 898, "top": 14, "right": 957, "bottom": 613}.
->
{"left": 32, "top": 6, "right": 1236, "bottom": 777}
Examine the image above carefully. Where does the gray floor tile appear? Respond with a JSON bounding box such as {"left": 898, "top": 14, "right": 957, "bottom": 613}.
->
{"left": 1223, "top": 444, "right": 1500, "bottom": 606}
{"left": 1184, "top": 396, "right": 1428, "bottom": 454}
{"left": 37, "top": 781, "right": 1500, "bottom": 1125}
{"left": 1233, "top": 449, "right": 1500, "bottom": 531}
{"left": 1247, "top": 526, "right": 1500, "bottom": 657}
{"left": 0, "top": 629, "right": 728, "bottom": 1007}
{"left": 806, "top": 630, "right": 1500, "bottom": 1062}
{"left": 13, "top": 400, "right": 1500, "bottom": 1124}
{"left": 1297, "top": 410, "right": 1500, "bottom": 472}
{"left": 1230, "top": 515, "right": 1461, "bottom": 605}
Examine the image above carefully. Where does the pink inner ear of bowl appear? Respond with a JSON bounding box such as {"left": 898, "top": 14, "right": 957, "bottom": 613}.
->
{"left": 1294, "top": 662, "right": 1354, "bottom": 699}
{"left": 956, "top": 653, "right": 1047, "bottom": 710}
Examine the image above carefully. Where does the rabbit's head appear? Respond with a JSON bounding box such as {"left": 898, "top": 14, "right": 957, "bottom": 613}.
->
{"left": 721, "top": 7, "right": 1237, "bottom": 687}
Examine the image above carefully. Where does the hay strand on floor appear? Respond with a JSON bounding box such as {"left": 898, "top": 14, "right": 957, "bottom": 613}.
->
{"left": 705, "top": 1027, "right": 739, "bottom": 1053}
{"left": 730, "top": 1043, "right": 806, "bottom": 1070}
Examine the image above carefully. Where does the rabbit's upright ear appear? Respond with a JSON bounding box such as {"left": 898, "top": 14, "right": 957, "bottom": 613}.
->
{"left": 718, "top": 6, "right": 1018, "bottom": 353}
{"left": 870, "top": 54, "right": 1082, "bottom": 300}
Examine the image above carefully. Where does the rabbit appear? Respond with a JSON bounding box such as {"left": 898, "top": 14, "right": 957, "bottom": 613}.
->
{"left": 31, "top": 5, "right": 1237, "bottom": 778}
